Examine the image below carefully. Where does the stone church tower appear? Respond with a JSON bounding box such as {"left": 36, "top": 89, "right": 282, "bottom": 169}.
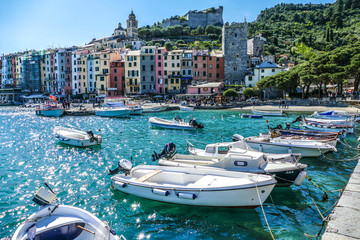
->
{"left": 126, "top": 11, "right": 138, "bottom": 40}
{"left": 222, "top": 22, "right": 248, "bottom": 85}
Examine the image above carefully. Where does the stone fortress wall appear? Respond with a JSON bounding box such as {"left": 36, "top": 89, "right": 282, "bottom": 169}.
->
{"left": 161, "top": 6, "right": 223, "bottom": 29}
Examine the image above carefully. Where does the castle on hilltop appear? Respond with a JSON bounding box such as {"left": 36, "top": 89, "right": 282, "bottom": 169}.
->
{"left": 161, "top": 6, "right": 223, "bottom": 28}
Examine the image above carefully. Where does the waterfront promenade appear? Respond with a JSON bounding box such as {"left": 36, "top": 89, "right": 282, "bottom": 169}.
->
{"left": 322, "top": 159, "right": 360, "bottom": 240}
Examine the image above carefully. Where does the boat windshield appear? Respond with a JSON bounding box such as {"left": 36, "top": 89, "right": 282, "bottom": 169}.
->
{"left": 32, "top": 222, "right": 85, "bottom": 239}
{"left": 218, "top": 146, "right": 229, "bottom": 154}
{"left": 205, "top": 147, "right": 216, "bottom": 153}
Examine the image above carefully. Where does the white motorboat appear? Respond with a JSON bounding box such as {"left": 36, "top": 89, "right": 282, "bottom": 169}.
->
{"left": 252, "top": 110, "right": 283, "bottom": 116}
{"left": 186, "top": 140, "right": 301, "bottom": 162}
{"left": 104, "top": 97, "right": 143, "bottom": 115}
{"left": 149, "top": 116, "right": 204, "bottom": 130}
{"left": 302, "top": 119, "right": 353, "bottom": 134}
{"left": 312, "top": 110, "right": 360, "bottom": 121}
{"left": 180, "top": 106, "right": 194, "bottom": 111}
{"left": 305, "top": 117, "right": 355, "bottom": 127}
{"left": 127, "top": 105, "right": 143, "bottom": 115}
{"left": 142, "top": 105, "right": 168, "bottom": 113}
{"left": 157, "top": 153, "right": 307, "bottom": 187}
{"left": 11, "top": 186, "right": 122, "bottom": 240}
{"left": 95, "top": 107, "right": 131, "bottom": 117}
{"left": 233, "top": 134, "right": 336, "bottom": 157}
{"left": 54, "top": 126, "right": 102, "bottom": 147}
{"left": 110, "top": 160, "right": 276, "bottom": 208}
{"left": 35, "top": 101, "right": 65, "bottom": 117}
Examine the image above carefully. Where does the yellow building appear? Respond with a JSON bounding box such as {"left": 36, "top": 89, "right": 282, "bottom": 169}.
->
{"left": 125, "top": 50, "right": 140, "bottom": 95}
{"left": 163, "top": 50, "right": 182, "bottom": 93}
{"left": 94, "top": 50, "right": 121, "bottom": 96}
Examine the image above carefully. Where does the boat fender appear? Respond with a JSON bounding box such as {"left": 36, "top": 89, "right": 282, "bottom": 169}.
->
{"left": 152, "top": 188, "right": 169, "bottom": 196}
{"left": 177, "top": 192, "right": 197, "bottom": 199}
{"left": 288, "top": 147, "right": 292, "bottom": 154}
{"left": 294, "top": 171, "right": 307, "bottom": 186}
{"left": 114, "top": 181, "right": 127, "bottom": 188}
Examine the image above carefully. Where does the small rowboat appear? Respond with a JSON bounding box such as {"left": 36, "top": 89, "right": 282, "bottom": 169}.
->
{"left": 142, "top": 106, "right": 168, "bottom": 113}
{"left": 252, "top": 110, "right": 283, "bottom": 116}
{"left": 111, "top": 161, "right": 277, "bottom": 208}
{"left": 242, "top": 114, "right": 263, "bottom": 118}
{"left": 54, "top": 126, "right": 102, "bottom": 147}
{"left": 302, "top": 119, "right": 353, "bottom": 134}
{"left": 95, "top": 107, "right": 131, "bottom": 117}
{"left": 149, "top": 116, "right": 204, "bottom": 130}
{"left": 180, "top": 106, "right": 194, "bottom": 111}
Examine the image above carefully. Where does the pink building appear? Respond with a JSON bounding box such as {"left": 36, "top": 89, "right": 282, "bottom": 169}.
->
{"left": 187, "top": 82, "right": 224, "bottom": 95}
{"left": 63, "top": 49, "right": 73, "bottom": 97}
{"left": 155, "top": 47, "right": 167, "bottom": 94}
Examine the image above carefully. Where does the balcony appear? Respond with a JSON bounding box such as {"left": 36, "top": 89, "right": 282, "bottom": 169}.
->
{"left": 167, "top": 74, "right": 182, "bottom": 78}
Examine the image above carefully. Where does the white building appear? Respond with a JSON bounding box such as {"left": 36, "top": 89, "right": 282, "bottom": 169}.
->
{"left": 1, "top": 55, "right": 14, "bottom": 86}
{"left": 54, "top": 49, "right": 66, "bottom": 94}
{"left": 245, "top": 60, "right": 284, "bottom": 88}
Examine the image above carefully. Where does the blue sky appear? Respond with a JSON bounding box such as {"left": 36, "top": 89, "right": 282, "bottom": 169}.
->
{"left": 0, "top": 0, "right": 334, "bottom": 55}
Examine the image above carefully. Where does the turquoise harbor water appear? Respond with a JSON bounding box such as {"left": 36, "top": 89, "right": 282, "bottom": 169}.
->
{"left": 0, "top": 107, "right": 358, "bottom": 239}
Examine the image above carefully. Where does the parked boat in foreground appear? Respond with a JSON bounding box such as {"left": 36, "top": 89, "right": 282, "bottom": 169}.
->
{"left": 35, "top": 101, "right": 65, "bottom": 117}
{"left": 186, "top": 140, "right": 300, "bottom": 162}
{"left": 149, "top": 116, "right": 204, "bottom": 130}
{"left": 233, "top": 134, "right": 336, "bottom": 157}
{"left": 54, "top": 126, "right": 102, "bottom": 147}
{"left": 11, "top": 186, "right": 122, "bottom": 240}
{"left": 95, "top": 107, "right": 131, "bottom": 117}
{"left": 252, "top": 110, "right": 283, "bottom": 116}
{"left": 155, "top": 146, "right": 307, "bottom": 186}
{"left": 110, "top": 160, "right": 276, "bottom": 208}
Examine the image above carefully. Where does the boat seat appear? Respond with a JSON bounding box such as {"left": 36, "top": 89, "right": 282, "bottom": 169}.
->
{"left": 136, "top": 170, "right": 162, "bottom": 182}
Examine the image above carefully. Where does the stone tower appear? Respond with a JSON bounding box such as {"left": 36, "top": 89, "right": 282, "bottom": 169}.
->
{"left": 126, "top": 11, "right": 138, "bottom": 40}
{"left": 222, "top": 22, "right": 248, "bottom": 85}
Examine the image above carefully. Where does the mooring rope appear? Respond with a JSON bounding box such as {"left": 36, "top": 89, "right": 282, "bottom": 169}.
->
{"left": 338, "top": 139, "right": 360, "bottom": 150}
{"left": 255, "top": 181, "right": 275, "bottom": 240}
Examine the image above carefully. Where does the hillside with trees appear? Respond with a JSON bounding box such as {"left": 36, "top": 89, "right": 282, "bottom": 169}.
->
{"left": 138, "top": 1, "right": 360, "bottom": 56}
{"left": 248, "top": 0, "right": 360, "bottom": 64}
{"left": 255, "top": 41, "right": 360, "bottom": 98}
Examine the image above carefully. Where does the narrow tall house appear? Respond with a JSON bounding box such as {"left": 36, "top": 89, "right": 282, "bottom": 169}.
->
{"left": 222, "top": 22, "right": 247, "bottom": 85}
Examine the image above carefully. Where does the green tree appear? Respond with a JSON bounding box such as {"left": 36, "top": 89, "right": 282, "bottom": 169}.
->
{"left": 243, "top": 88, "right": 255, "bottom": 98}
{"left": 196, "top": 26, "right": 205, "bottom": 35}
{"left": 165, "top": 42, "right": 173, "bottom": 51}
{"left": 223, "top": 89, "right": 238, "bottom": 97}
{"left": 346, "top": 54, "right": 360, "bottom": 91}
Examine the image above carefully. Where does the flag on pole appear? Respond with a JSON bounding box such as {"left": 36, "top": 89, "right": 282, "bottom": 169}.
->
{"left": 50, "top": 95, "right": 57, "bottom": 101}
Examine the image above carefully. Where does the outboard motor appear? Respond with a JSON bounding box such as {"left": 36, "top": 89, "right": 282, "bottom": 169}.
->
{"left": 108, "top": 159, "right": 133, "bottom": 176}
{"left": 152, "top": 143, "right": 176, "bottom": 161}
{"left": 189, "top": 117, "right": 204, "bottom": 129}
{"left": 86, "top": 130, "right": 95, "bottom": 142}
{"left": 292, "top": 115, "right": 303, "bottom": 123}
{"left": 173, "top": 116, "right": 182, "bottom": 122}
{"left": 285, "top": 123, "right": 291, "bottom": 129}
{"left": 232, "top": 134, "right": 244, "bottom": 142}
